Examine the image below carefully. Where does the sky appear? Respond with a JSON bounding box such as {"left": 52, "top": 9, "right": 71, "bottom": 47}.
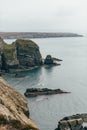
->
{"left": 0, "top": 0, "right": 87, "bottom": 34}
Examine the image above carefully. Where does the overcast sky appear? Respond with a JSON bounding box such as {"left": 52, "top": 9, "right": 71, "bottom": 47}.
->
{"left": 0, "top": 0, "right": 87, "bottom": 33}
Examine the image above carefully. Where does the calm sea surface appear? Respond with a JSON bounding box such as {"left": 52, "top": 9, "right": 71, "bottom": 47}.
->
{"left": 4, "top": 36, "right": 87, "bottom": 130}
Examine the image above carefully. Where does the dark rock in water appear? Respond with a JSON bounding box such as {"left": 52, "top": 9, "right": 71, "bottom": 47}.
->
{"left": 44, "top": 55, "right": 62, "bottom": 65}
{"left": 55, "top": 114, "right": 87, "bottom": 130}
{"left": 15, "top": 73, "right": 26, "bottom": 78}
{"left": 24, "top": 88, "right": 70, "bottom": 97}
{"left": 44, "top": 55, "right": 54, "bottom": 64}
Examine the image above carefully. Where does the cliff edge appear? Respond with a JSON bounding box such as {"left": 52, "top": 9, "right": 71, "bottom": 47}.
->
{"left": 0, "top": 77, "right": 38, "bottom": 130}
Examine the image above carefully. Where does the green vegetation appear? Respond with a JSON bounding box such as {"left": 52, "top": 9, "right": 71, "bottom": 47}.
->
{"left": 3, "top": 44, "right": 15, "bottom": 60}
{"left": 15, "top": 39, "right": 38, "bottom": 47}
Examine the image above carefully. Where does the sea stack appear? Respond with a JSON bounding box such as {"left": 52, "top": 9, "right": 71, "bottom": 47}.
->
{"left": 0, "top": 38, "right": 42, "bottom": 72}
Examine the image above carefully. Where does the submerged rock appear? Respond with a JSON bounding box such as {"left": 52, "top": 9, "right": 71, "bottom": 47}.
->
{"left": 0, "top": 77, "right": 38, "bottom": 130}
{"left": 24, "top": 88, "right": 70, "bottom": 97}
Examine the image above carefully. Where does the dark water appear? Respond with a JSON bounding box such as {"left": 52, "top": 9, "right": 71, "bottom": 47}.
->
{"left": 4, "top": 37, "right": 87, "bottom": 130}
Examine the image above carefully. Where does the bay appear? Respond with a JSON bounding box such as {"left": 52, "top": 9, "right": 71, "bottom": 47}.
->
{"left": 4, "top": 36, "right": 87, "bottom": 130}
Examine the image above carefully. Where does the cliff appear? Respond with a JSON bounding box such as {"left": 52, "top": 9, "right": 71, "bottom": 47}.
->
{"left": 0, "top": 77, "right": 38, "bottom": 130}
{"left": 0, "top": 38, "right": 42, "bottom": 72}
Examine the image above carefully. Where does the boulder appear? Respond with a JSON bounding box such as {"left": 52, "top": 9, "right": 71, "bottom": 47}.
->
{"left": 0, "top": 77, "right": 38, "bottom": 130}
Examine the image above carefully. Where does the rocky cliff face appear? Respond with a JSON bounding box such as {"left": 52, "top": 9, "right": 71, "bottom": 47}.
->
{"left": 0, "top": 38, "right": 42, "bottom": 72}
{"left": 0, "top": 77, "right": 38, "bottom": 130}
{"left": 15, "top": 39, "right": 42, "bottom": 67}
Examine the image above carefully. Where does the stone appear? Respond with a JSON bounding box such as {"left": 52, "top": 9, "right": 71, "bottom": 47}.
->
{"left": 0, "top": 77, "right": 38, "bottom": 130}
{"left": 44, "top": 55, "right": 53, "bottom": 64}
{"left": 55, "top": 114, "right": 87, "bottom": 130}
{"left": 24, "top": 88, "right": 70, "bottom": 97}
{"left": 56, "top": 118, "right": 83, "bottom": 130}
{"left": 44, "top": 55, "right": 62, "bottom": 65}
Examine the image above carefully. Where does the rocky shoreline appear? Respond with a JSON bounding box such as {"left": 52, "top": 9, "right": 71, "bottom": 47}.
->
{"left": 0, "top": 37, "right": 62, "bottom": 74}
{"left": 24, "top": 88, "right": 70, "bottom": 97}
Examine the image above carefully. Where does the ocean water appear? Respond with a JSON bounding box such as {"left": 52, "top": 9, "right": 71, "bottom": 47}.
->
{"left": 4, "top": 36, "right": 87, "bottom": 130}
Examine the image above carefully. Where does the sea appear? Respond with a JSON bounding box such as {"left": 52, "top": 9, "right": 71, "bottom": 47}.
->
{"left": 4, "top": 35, "right": 87, "bottom": 130}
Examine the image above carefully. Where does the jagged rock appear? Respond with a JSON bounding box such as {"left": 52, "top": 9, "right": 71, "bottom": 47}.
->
{"left": 0, "top": 38, "right": 42, "bottom": 71}
{"left": 56, "top": 118, "right": 83, "bottom": 130}
{"left": 44, "top": 55, "right": 62, "bottom": 65}
{"left": 24, "top": 88, "right": 70, "bottom": 97}
{"left": 44, "top": 55, "right": 53, "bottom": 64}
{"left": 55, "top": 114, "right": 87, "bottom": 130}
{"left": 0, "top": 77, "right": 38, "bottom": 130}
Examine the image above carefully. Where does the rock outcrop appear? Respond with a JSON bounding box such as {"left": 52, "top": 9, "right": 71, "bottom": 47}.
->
{"left": 24, "top": 88, "right": 70, "bottom": 97}
{"left": 0, "top": 38, "right": 42, "bottom": 72}
{"left": 0, "top": 77, "right": 38, "bottom": 130}
{"left": 44, "top": 55, "right": 62, "bottom": 65}
{"left": 55, "top": 114, "right": 87, "bottom": 130}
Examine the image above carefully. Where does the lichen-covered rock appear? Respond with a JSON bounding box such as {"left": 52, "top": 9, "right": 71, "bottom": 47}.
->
{"left": 0, "top": 38, "right": 42, "bottom": 71}
{"left": 0, "top": 77, "right": 38, "bottom": 130}
{"left": 55, "top": 118, "right": 83, "bottom": 130}
{"left": 55, "top": 114, "right": 87, "bottom": 130}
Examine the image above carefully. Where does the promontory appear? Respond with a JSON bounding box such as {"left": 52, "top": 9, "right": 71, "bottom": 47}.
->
{"left": 0, "top": 77, "right": 38, "bottom": 130}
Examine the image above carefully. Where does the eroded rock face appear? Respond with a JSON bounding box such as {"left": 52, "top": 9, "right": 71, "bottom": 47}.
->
{"left": 15, "top": 39, "right": 42, "bottom": 67}
{"left": 0, "top": 77, "right": 38, "bottom": 130}
{"left": 0, "top": 38, "right": 42, "bottom": 71}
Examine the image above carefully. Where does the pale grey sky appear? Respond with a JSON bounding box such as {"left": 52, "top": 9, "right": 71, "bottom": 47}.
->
{"left": 0, "top": 0, "right": 87, "bottom": 33}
